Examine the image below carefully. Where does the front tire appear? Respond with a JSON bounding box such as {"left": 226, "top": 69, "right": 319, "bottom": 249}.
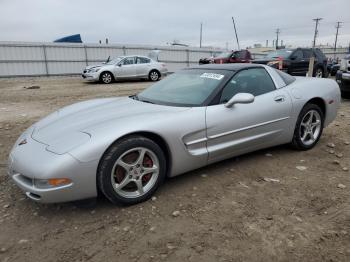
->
{"left": 100, "top": 71, "right": 113, "bottom": 84}
{"left": 97, "top": 136, "right": 166, "bottom": 205}
{"left": 291, "top": 103, "right": 324, "bottom": 150}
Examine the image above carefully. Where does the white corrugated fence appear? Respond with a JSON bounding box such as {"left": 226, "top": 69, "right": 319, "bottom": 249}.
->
{"left": 0, "top": 41, "right": 223, "bottom": 77}
{"left": 0, "top": 41, "right": 348, "bottom": 77}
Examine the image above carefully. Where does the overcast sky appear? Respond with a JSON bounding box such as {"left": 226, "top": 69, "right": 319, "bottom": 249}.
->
{"left": 0, "top": 0, "right": 349, "bottom": 49}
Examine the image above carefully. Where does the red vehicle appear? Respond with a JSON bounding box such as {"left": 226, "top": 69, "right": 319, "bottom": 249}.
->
{"left": 213, "top": 50, "right": 252, "bottom": 64}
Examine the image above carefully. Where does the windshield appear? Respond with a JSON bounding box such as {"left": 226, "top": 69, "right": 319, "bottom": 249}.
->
{"left": 265, "top": 50, "right": 293, "bottom": 59}
{"left": 106, "top": 57, "right": 123, "bottom": 65}
{"left": 137, "top": 69, "right": 231, "bottom": 106}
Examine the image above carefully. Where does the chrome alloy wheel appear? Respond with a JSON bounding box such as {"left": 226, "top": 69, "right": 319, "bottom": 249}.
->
{"left": 111, "top": 147, "right": 159, "bottom": 198}
{"left": 102, "top": 72, "right": 112, "bottom": 83}
{"left": 299, "top": 110, "right": 322, "bottom": 146}
{"left": 150, "top": 71, "right": 159, "bottom": 81}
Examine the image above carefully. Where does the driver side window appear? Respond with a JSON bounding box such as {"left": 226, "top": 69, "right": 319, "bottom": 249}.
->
{"left": 219, "top": 68, "right": 276, "bottom": 103}
{"left": 122, "top": 57, "right": 135, "bottom": 65}
{"left": 292, "top": 50, "right": 303, "bottom": 60}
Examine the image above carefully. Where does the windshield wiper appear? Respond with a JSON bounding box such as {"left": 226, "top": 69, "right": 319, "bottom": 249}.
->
{"left": 130, "top": 94, "right": 139, "bottom": 100}
{"left": 131, "top": 94, "right": 155, "bottom": 104}
{"left": 140, "top": 99, "right": 155, "bottom": 104}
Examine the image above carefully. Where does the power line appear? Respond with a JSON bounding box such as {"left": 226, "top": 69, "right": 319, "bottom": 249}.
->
{"left": 312, "top": 18, "right": 322, "bottom": 48}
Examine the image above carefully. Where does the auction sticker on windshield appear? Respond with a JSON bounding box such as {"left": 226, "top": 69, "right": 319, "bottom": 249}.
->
{"left": 200, "top": 73, "right": 224, "bottom": 80}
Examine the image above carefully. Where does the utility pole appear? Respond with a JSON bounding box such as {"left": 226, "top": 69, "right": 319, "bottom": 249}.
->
{"left": 276, "top": 29, "right": 280, "bottom": 49}
{"left": 312, "top": 18, "right": 322, "bottom": 48}
{"left": 232, "top": 17, "right": 240, "bottom": 50}
{"left": 334, "top": 21, "right": 342, "bottom": 59}
{"left": 199, "top": 22, "right": 203, "bottom": 48}
{"left": 308, "top": 18, "right": 322, "bottom": 77}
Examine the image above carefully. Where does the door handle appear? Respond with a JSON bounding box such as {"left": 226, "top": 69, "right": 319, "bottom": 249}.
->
{"left": 274, "top": 96, "right": 285, "bottom": 102}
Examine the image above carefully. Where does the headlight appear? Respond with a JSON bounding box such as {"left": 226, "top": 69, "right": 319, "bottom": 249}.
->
{"left": 88, "top": 68, "right": 101, "bottom": 73}
{"left": 34, "top": 178, "right": 72, "bottom": 189}
{"left": 45, "top": 132, "right": 91, "bottom": 155}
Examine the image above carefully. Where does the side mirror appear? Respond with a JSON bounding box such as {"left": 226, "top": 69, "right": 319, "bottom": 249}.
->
{"left": 117, "top": 63, "right": 122, "bottom": 67}
{"left": 290, "top": 55, "right": 296, "bottom": 60}
{"left": 225, "top": 93, "right": 255, "bottom": 108}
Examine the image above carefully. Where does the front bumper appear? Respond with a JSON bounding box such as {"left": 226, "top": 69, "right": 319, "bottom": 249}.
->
{"left": 82, "top": 71, "right": 100, "bottom": 81}
{"left": 8, "top": 135, "right": 98, "bottom": 203}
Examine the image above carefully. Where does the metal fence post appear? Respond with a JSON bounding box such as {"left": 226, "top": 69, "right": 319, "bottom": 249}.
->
{"left": 42, "top": 44, "right": 49, "bottom": 75}
{"left": 84, "top": 45, "right": 88, "bottom": 66}
{"left": 186, "top": 49, "right": 190, "bottom": 67}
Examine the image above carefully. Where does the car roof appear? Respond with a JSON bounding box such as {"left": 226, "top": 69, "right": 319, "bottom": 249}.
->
{"left": 189, "top": 63, "right": 264, "bottom": 71}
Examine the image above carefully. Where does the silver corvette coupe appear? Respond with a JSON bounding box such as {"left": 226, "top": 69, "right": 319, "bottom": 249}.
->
{"left": 8, "top": 64, "right": 340, "bottom": 205}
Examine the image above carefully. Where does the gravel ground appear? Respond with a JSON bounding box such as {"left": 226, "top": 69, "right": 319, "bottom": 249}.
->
{"left": 0, "top": 76, "right": 349, "bottom": 262}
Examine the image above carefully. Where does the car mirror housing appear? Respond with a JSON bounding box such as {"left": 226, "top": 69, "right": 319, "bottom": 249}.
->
{"left": 117, "top": 63, "right": 122, "bottom": 67}
{"left": 225, "top": 93, "right": 255, "bottom": 108}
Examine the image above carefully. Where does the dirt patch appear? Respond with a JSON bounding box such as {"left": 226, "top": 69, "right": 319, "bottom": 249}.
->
{"left": 0, "top": 76, "right": 349, "bottom": 262}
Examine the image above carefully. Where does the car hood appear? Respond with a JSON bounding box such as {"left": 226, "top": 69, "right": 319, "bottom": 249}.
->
{"left": 31, "top": 97, "right": 189, "bottom": 146}
{"left": 84, "top": 64, "right": 103, "bottom": 70}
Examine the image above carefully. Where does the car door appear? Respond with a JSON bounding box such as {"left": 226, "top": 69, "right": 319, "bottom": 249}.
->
{"left": 114, "top": 57, "right": 137, "bottom": 79}
{"left": 135, "top": 57, "right": 151, "bottom": 77}
{"left": 206, "top": 67, "right": 293, "bottom": 163}
{"left": 289, "top": 50, "right": 306, "bottom": 75}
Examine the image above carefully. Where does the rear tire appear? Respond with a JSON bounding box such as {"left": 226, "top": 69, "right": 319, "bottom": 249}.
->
{"left": 148, "top": 70, "right": 160, "bottom": 81}
{"left": 97, "top": 136, "right": 166, "bottom": 205}
{"left": 291, "top": 103, "right": 324, "bottom": 150}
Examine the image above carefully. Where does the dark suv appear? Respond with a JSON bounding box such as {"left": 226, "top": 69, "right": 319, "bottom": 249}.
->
{"left": 199, "top": 50, "right": 252, "bottom": 65}
{"left": 253, "top": 48, "right": 328, "bottom": 78}
{"left": 336, "top": 55, "right": 350, "bottom": 98}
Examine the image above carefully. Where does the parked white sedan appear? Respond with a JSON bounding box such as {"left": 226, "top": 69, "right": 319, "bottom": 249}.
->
{"left": 82, "top": 56, "right": 168, "bottom": 84}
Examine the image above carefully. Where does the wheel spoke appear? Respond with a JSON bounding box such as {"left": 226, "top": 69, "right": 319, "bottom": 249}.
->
{"left": 114, "top": 176, "right": 131, "bottom": 192}
{"left": 301, "top": 122, "right": 308, "bottom": 128}
{"left": 135, "top": 179, "right": 144, "bottom": 194}
{"left": 142, "top": 165, "right": 158, "bottom": 175}
{"left": 311, "top": 119, "right": 321, "bottom": 128}
{"left": 309, "top": 132, "right": 316, "bottom": 142}
{"left": 307, "top": 111, "right": 314, "bottom": 124}
{"left": 136, "top": 148, "right": 146, "bottom": 165}
{"left": 301, "top": 131, "right": 308, "bottom": 141}
{"left": 117, "top": 159, "right": 133, "bottom": 171}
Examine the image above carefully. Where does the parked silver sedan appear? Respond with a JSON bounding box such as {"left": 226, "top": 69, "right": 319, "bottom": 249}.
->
{"left": 82, "top": 55, "right": 168, "bottom": 83}
{"left": 8, "top": 64, "right": 340, "bottom": 205}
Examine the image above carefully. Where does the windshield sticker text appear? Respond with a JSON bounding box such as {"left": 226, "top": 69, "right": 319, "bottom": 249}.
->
{"left": 200, "top": 73, "right": 224, "bottom": 80}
